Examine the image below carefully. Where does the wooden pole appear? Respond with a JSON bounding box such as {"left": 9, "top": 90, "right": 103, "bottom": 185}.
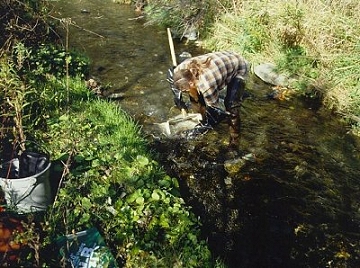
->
{"left": 167, "top": 28, "right": 177, "bottom": 66}
{"left": 167, "top": 28, "right": 187, "bottom": 116}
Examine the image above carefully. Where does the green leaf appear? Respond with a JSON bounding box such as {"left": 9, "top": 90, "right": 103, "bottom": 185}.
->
{"left": 91, "top": 159, "right": 100, "bottom": 167}
{"left": 151, "top": 191, "right": 160, "bottom": 201}
{"left": 136, "top": 179, "right": 144, "bottom": 187}
{"left": 135, "top": 196, "right": 144, "bottom": 205}
{"left": 81, "top": 197, "right": 92, "bottom": 210}
{"left": 159, "top": 214, "right": 170, "bottom": 228}
{"left": 74, "top": 155, "right": 85, "bottom": 162}
{"left": 127, "top": 193, "right": 136, "bottom": 203}
{"left": 159, "top": 178, "right": 171, "bottom": 188}
{"left": 136, "top": 155, "right": 149, "bottom": 166}
{"left": 59, "top": 114, "right": 69, "bottom": 121}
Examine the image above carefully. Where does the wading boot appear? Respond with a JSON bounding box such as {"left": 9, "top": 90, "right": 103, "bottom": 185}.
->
{"left": 228, "top": 110, "right": 240, "bottom": 150}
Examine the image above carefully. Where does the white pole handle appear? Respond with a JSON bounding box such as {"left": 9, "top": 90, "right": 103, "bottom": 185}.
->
{"left": 167, "top": 28, "right": 177, "bottom": 66}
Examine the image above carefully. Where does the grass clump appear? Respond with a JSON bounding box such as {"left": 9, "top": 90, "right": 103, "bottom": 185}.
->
{"left": 200, "top": 0, "right": 360, "bottom": 129}
{"left": 143, "top": 0, "right": 230, "bottom": 39}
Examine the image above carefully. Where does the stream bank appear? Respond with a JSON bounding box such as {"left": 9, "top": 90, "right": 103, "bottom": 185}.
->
{"left": 54, "top": 1, "right": 360, "bottom": 267}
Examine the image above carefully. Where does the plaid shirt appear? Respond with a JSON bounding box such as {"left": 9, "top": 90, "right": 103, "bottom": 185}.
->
{"left": 175, "top": 51, "right": 248, "bottom": 107}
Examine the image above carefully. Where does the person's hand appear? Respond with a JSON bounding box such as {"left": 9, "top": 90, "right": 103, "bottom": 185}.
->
{"left": 182, "top": 121, "right": 212, "bottom": 139}
{"left": 166, "top": 67, "right": 175, "bottom": 84}
{"left": 167, "top": 67, "right": 187, "bottom": 110}
{"left": 206, "top": 106, "right": 230, "bottom": 125}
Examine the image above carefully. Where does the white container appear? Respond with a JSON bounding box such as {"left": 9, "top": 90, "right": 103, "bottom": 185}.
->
{"left": 0, "top": 158, "right": 52, "bottom": 213}
{"left": 155, "top": 113, "right": 203, "bottom": 137}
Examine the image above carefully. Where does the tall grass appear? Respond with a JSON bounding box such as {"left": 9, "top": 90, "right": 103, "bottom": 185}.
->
{"left": 201, "top": 0, "right": 360, "bottom": 127}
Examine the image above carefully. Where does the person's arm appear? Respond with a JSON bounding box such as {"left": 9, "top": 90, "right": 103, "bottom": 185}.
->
{"left": 200, "top": 87, "right": 230, "bottom": 125}
{"left": 167, "top": 67, "right": 187, "bottom": 112}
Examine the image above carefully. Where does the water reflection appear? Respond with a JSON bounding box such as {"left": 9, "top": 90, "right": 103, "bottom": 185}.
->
{"left": 53, "top": 0, "right": 203, "bottom": 125}
{"left": 154, "top": 93, "right": 360, "bottom": 267}
{"left": 54, "top": 1, "right": 360, "bottom": 267}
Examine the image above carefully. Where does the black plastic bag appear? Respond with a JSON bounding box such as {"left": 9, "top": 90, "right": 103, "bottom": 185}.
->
{"left": 1, "top": 141, "right": 50, "bottom": 179}
{"left": 18, "top": 151, "right": 49, "bottom": 178}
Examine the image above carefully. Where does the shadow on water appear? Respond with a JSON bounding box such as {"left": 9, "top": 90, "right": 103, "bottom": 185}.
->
{"left": 54, "top": 1, "right": 360, "bottom": 267}
{"left": 154, "top": 88, "right": 360, "bottom": 267}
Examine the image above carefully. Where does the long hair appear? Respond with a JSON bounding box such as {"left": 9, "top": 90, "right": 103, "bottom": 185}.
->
{"left": 174, "top": 57, "right": 211, "bottom": 91}
{"left": 173, "top": 56, "right": 212, "bottom": 99}
{"left": 187, "top": 57, "right": 211, "bottom": 79}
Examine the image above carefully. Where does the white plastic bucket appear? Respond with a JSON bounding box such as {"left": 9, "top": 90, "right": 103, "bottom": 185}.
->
{"left": 0, "top": 158, "right": 52, "bottom": 213}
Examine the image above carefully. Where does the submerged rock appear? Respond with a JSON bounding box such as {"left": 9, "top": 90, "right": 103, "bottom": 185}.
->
{"left": 106, "top": 92, "right": 125, "bottom": 99}
{"left": 86, "top": 78, "right": 125, "bottom": 99}
{"left": 179, "top": 51, "right": 192, "bottom": 63}
{"left": 224, "top": 157, "right": 246, "bottom": 174}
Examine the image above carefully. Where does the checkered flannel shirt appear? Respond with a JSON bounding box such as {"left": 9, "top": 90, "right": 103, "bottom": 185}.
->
{"left": 175, "top": 51, "right": 248, "bottom": 107}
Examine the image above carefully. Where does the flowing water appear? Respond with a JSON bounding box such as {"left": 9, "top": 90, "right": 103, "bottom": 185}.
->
{"left": 54, "top": 1, "right": 360, "bottom": 267}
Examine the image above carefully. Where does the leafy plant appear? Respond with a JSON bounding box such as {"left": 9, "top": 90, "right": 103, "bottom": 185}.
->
{"left": 0, "top": 57, "right": 32, "bottom": 157}
{"left": 14, "top": 44, "right": 90, "bottom": 80}
{"left": 0, "top": 0, "right": 55, "bottom": 53}
{"left": 42, "top": 98, "right": 213, "bottom": 267}
{"left": 0, "top": 41, "right": 90, "bottom": 161}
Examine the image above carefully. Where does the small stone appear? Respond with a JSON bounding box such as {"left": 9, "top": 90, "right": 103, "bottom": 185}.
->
{"left": 242, "top": 153, "right": 256, "bottom": 162}
{"left": 179, "top": 51, "right": 192, "bottom": 63}
{"left": 254, "top": 63, "right": 292, "bottom": 87}
{"left": 224, "top": 157, "right": 246, "bottom": 174}
{"left": 106, "top": 92, "right": 125, "bottom": 99}
{"left": 224, "top": 177, "right": 232, "bottom": 185}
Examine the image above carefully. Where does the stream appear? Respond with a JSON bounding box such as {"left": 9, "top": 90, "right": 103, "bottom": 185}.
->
{"left": 54, "top": 1, "right": 360, "bottom": 267}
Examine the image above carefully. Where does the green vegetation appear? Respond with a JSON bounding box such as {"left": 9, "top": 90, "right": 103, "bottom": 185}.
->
{"left": 2, "top": 0, "right": 359, "bottom": 266}
{"left": 143, "top": 0, "right": 218, "bottom": 38}
{"left": 143, "top": 0, "right": 360, "bottom": 133}
{"left": 1, "top": 61, "right": 213, "bottom": 266}
{"left": 40, "top": 79, "right": 212, "bottom": 267}
{"left": 0, "top": 0, "right": 215, "bottom": 267}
